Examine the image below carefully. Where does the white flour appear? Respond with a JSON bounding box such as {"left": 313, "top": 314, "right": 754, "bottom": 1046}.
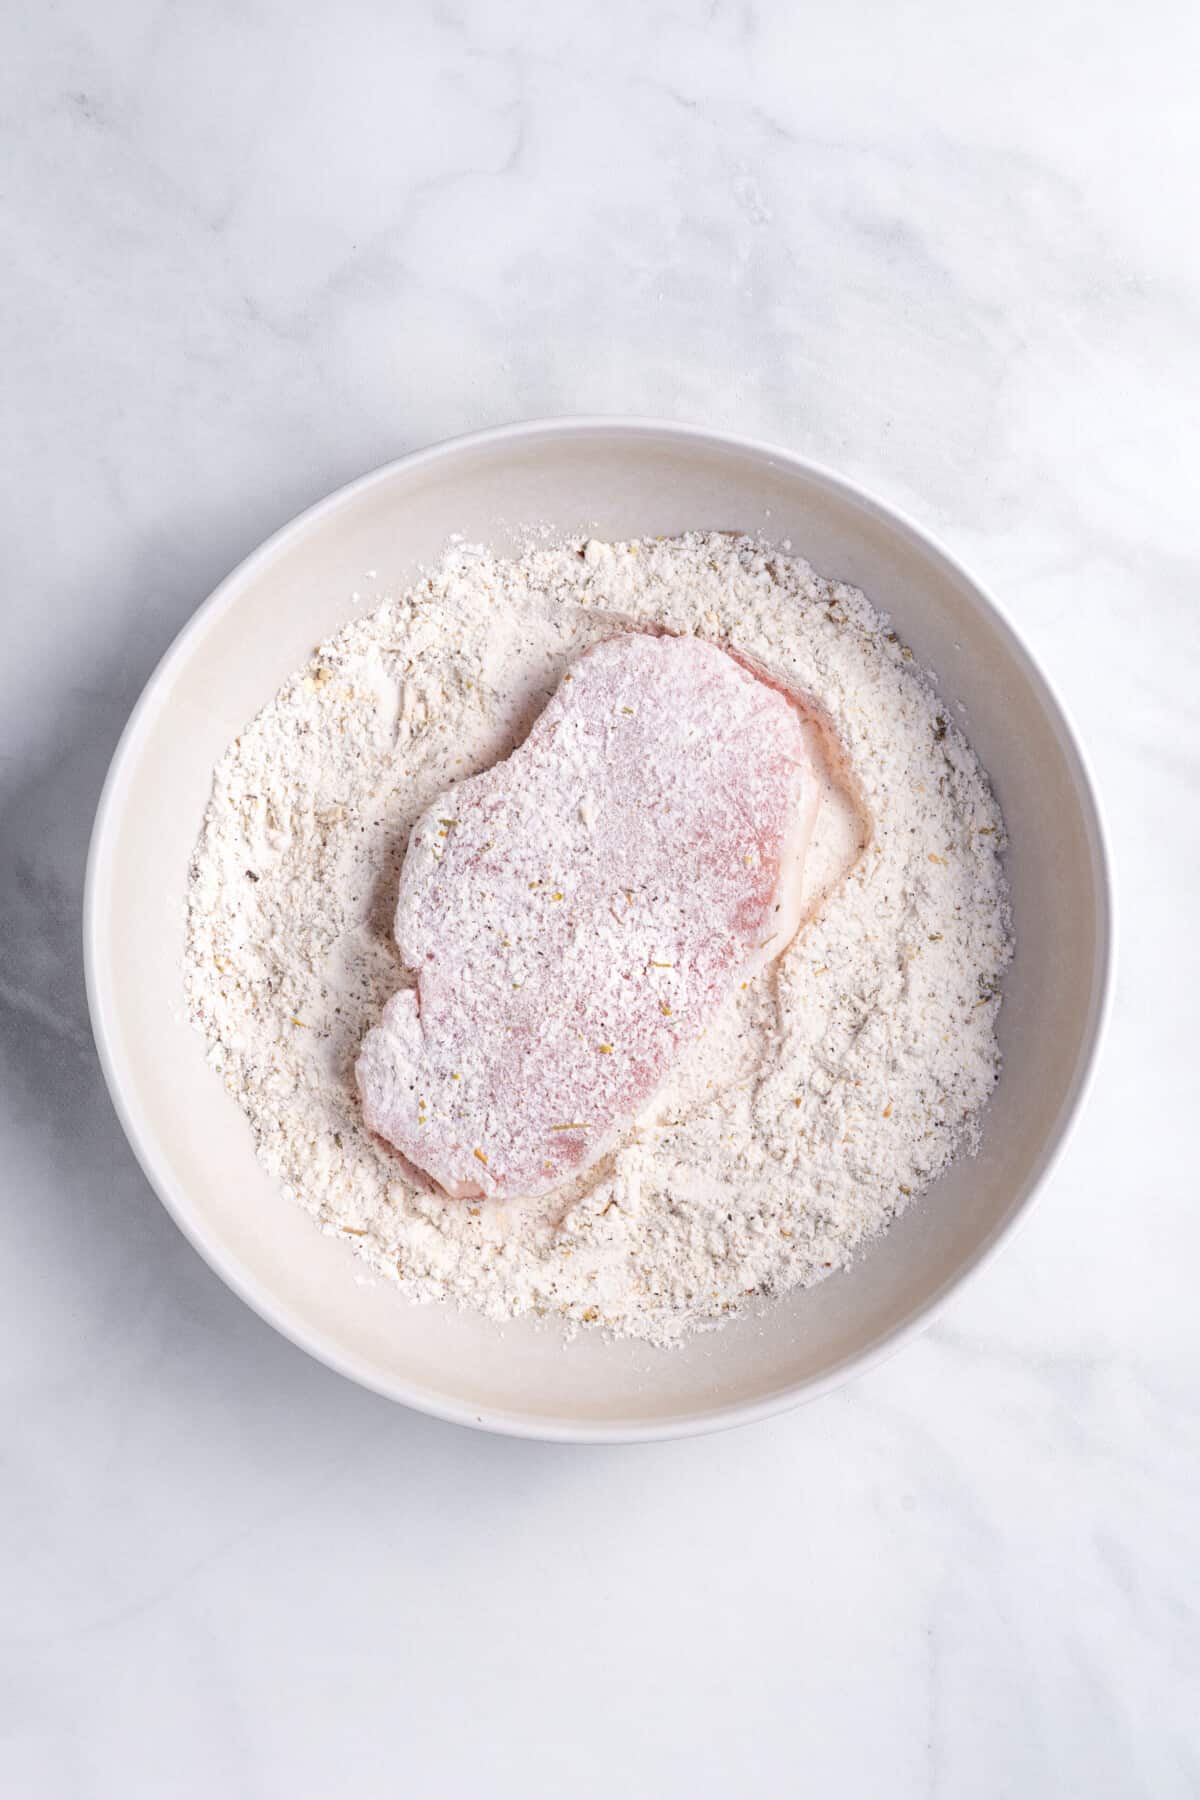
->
{"left": 185, "top": 533, "right": 1012, "bottom": 1346}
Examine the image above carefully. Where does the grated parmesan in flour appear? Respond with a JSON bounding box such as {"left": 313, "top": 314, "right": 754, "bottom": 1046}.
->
{"left": 184, "top": 533, "right": 1012, "bottom": 1346}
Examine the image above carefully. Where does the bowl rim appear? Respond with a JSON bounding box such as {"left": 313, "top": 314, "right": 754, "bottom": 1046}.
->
{"left": 83, "top": 415, "right": 1116, "bottom": 1443}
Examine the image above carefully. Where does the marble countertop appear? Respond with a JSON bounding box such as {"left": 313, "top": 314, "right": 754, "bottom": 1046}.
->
{"left": 3, "top": 2, "right": 1196, "bottom": 1794}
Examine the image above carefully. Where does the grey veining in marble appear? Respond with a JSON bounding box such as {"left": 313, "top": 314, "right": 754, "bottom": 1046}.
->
{"left": 2, "top": 2, "right": 1197, "bottom": 1794}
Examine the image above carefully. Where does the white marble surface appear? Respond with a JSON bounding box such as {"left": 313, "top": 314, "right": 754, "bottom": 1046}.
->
{"left": 2, "top": 1, "right": 1197, "bottom": 1793}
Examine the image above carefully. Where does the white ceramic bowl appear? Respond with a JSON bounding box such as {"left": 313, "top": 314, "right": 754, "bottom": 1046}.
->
{"left": 84, "top": 419, "right": 1113, "bottom": 1441}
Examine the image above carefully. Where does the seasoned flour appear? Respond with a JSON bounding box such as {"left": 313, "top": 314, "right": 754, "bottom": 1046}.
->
{"left": 185, "top": 533, "right": 1012, "bottom": 1346}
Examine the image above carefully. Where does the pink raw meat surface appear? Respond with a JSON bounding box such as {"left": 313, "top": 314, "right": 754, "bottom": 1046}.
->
{"left": 356, "top": 632, "right": 819, "bottom": 1201}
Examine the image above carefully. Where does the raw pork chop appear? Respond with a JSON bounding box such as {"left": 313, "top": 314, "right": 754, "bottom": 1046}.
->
{"left": 356, "top": 632, "right": 819, "bottom": 1200}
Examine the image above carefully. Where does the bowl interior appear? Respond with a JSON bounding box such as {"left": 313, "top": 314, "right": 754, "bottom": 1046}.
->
{"left": 86, "top": 422, "right": 1110, "bottom": 1437}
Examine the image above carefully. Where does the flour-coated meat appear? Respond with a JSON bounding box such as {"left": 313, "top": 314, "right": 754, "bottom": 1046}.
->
{"left": 356, "top": 633, "right": 819, "bottom": 1199}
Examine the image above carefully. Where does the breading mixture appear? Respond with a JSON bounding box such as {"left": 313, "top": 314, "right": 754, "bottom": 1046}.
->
{"left": 185, "top": 533, "right": 1012, "bottom": 1346}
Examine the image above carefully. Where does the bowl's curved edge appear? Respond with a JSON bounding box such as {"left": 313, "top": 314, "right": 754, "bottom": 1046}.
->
{"left": 82, "top": 416, "right": 1116, "bottom": 1443}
